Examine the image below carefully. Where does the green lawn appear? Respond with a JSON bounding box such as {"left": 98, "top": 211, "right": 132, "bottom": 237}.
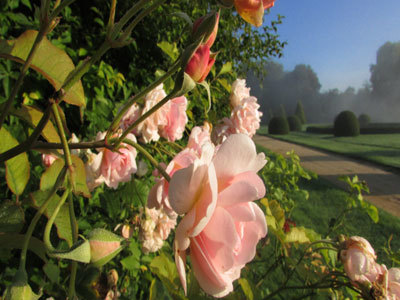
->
{"left": 258, "top": 125, "right": 400, "bottom": 170}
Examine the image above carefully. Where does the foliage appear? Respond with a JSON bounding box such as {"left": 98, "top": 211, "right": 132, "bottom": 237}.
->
{"left": 358, "top": 113, "right": 371, "bottom": 127}
{"left": 295, "top": 100, "right": 306, "bottom": 124}
{"left": 334, "top": 110, "right": 360, "bottom": 137}
{"left": 268, "top": 116, "right": 289, "bottom": 134}
{"left": 287, "top": 115, "right": 302, "bottom": 131}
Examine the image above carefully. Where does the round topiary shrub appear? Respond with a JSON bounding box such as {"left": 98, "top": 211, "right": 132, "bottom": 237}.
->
{"left": 268, "top": 116, "right": 289, "bottom": 135}
{"left": 358, "top": 113, "right": 371, "bottom": 127}
{"left": 334, "top": 110, "right": 360, "bottom": 137}
{"left": 287, "top": 115, "right": 302, "bottom": 132}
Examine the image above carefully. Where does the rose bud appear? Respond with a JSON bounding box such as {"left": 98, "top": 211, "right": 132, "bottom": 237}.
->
{"left": 185, "top": 45, "right": 216, "bottom": 83}
{"left": 192, "top": 12, "right": 219, "bottom": 48}
{"left": 88, "top": 228, "right": 124, "bottom": 267}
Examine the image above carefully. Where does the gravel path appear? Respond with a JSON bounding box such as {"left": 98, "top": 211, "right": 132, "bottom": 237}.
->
{"left": 254, "top": 135, "right": 400, "bottom": 218}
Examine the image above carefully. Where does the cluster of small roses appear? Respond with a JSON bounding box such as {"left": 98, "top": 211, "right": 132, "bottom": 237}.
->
{"left": 121, "top": 84, "right": 188, "bottom": 143}
{"left": 213, "top": 78, "right": 262, "bottom": 144}
{"left": 85, "top": 84, "right": 188, "bottom": 191}
{"left": 340, "top": 236, "right": 400, "bottom": 298}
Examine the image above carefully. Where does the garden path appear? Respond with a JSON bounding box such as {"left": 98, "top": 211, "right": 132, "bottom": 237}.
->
{"left": 253, "top": 135, "right": 400, "bottom": 218}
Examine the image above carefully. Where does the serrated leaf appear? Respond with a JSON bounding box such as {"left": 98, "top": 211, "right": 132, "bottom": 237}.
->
{"left": 0, "top": 30, "right": 85, "bottom": 106}
{"left": 157, "top": 41, "right": 179, "bottom": 61}
{"left": 0, "top": 200, "right": 24, "bottom": 233}
{"left": 285, "top": 227, "right": 310, "bottom": 244}
{"left": 11, "top": 105, "right": 61, "bottom": 143}
{"left": 71, "top": 155, "right": 90, "bottom": 198}
{"left": 31, "top": 190, "right": 73, "bottom": 246}
{"left": 40, "top": 158, "right": 65, "bottom": 191}
{"left": 0, "top": 127, "right": 30, "bottom": 195}
{"left": 0, "top": 234, "right": 47, "bottom": 262}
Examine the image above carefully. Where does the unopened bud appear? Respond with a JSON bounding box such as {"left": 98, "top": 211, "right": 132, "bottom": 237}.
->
{"left": 3, "top": 270, "right": 40, "bottom": 300}
{"left": 192, "top": 12, "right": 219, "bottom": 48}
{"left": 88, "top": 228, "right": 124, "bottom": 267}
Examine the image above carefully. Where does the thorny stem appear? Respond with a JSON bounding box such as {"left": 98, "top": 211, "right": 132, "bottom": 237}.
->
{"left": 51, "top": 103, "right": 73, "bottom": 169}
{"left": 122, "top": 138, "right": 171, "bottom": 182}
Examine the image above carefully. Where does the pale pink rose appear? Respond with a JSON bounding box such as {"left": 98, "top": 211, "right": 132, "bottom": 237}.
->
{"left": 160, "top": 96, "right": 188, "bottom": 142}
{"left": 230, "top": 78, "right": 251, "bottom": 107}
{"left": 170, "top": 134, "right": 267, "bottom": 297}
{"left": 147, "top": 148, "right": 198, "bottom": 217}
{"left": 140, "top": 207, "right": 177, "bottom": 253}
{"left": 187, "top": 123, "right": 212, "bottom": 156}
{"left": 388, "top": 268, "right": 400, "bottom": 299}
{"left": 86, "top": 132, "right": 137, "bottom": 190}
{"left": 137, "top": 84, "right": 170, "bottom": 143}
{"left": 120, "top": 103, "right": 142, "bottom": 135}
{"left": 229, "top": 96, "right": 262, "bottom": 138}
{"left": 340, "top": 236, "right": 383, "bottom": 285}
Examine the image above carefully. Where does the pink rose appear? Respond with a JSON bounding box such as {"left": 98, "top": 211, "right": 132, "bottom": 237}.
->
{"left": 86, "top": 132, "right": 137, "bottom": 190}
{"left": 185, "top": 45, "right": 216, "bottom": 83}
{"left": 187, "top": 123, "right": 212, "bottom": 156}
{"left": 120, "top": 103, "right": 142, "bottom": 135}
{"left": 230, "top": 96, "right": 262, "bottom": 138}
{"left": 169, "top": 134, "right": 267, "bottom": 297}
{"left": 159, "top": 96, "right": 188, "bottom": 142}
{"left": 340, "top": 236, "right": 383, "bottom": 285}
{"left": 234, "top": 0, "right": 275, "bottom": 27}
{"left": 42, "top": 153, "right": 58, "bottom": 168}
{"left": 230, "top": 78, "right": 251, "bottom": 107}
{"left": 137, "top": 84, "right": 170, "bottom": 143}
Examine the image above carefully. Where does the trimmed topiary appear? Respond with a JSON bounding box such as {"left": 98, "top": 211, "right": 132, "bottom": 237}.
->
{"left": 268, "top": 116, "right": 289, "bottom": 134}
{"left": 287, "top": 115, "right": 302, "bottom": 131}
{"left": 334, "top": 110, "right": 360, "bottom": 137}
{"left": 358, "top": 114, "right": 371, "bottom": 127}
{"left": 295, "top": 100, "right": 307, "bottom": 124}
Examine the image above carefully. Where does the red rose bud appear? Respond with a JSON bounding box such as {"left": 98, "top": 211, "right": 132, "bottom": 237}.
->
{"left": 192, "top": 12, "right": 219, "bottom": 48}
{"left": 234, "top": 0, "right": 275, "bottom": 27}
{"left": 199, "top": 51, "right": 217, "bottom": 83}
{"left": 185, "top": 45, "right": 214, "bottom": 83}
{"left": 88, "top": 228, "right": 124, "bottom": 267}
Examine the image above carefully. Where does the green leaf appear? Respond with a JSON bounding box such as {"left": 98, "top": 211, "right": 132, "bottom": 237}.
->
{"left": 218, "top": 62, "right": 232, "bottom": 77}
{"left": 0, "top": 127, "right": 30, "bottom": 195}
{"left": 31, "top": 190, "right": 73, "bottom": 246}
{"left": 120, "top": 255, "right": 140, "bottom": 271}
{"left": 40, "top": 158, "right": 65, "bottom": 191}
{"left": 198, "top": 80, "right": 211, "bottom": 113}
{"left": 0, "top": 200, "right": 24, "bottom": 233}
{"left": 11, "top": 105, "right": 61, "bottom": 143}
{"left": 43, "top": 262, "right": 60, "bottom": 284}
{"left": 157, "top": 41, "right": 179, "bottom": 61}
{"left": 239, "top": 278, "right": 254, "bottom": 300}
{"left": 71, "top": 155, "right": 91, "bottom": 198}
{"left": 0, "top": 30, "right": 85, "bottom": 106}
{"left": 363, "top": 202, "right": 379, "bottom": 223}
{"left": 150, "top": 252, "right": 184, "bottom": 299}
{"left": 0, "top": 234, "right": 47, "bottom": 262}
{"left": 49, "top": 240, "right": 91, "bottom": 263}
{"left": 285, "top": 227, "right": 311, "bottom": 244}
{"left": 217, "top": 78, "right": 231, "bottom": 92}
{"left": 149, "top": 278, "right": 173, "bottom": 300}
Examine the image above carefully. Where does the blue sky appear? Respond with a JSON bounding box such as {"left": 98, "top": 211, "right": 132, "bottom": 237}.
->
{"left": 266, "top": 0, "right": 400, "bottom": 91}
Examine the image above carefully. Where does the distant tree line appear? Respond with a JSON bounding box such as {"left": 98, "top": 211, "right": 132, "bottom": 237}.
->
{"left": 247, "top": 41, "right": 400, "bottom": 124}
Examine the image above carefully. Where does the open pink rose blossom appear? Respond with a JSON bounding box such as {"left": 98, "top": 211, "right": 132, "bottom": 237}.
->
{"left": 169, "top": 134, "right": 267, "bottom": 297}
{"left": 160, "top": 96, "right": 188, "bottom": 142}
{"left": 86, "top": 132, "right": 137, "bottom": 190}
{"left": 340, "top": 236, "right": 384, "bottom": 285}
